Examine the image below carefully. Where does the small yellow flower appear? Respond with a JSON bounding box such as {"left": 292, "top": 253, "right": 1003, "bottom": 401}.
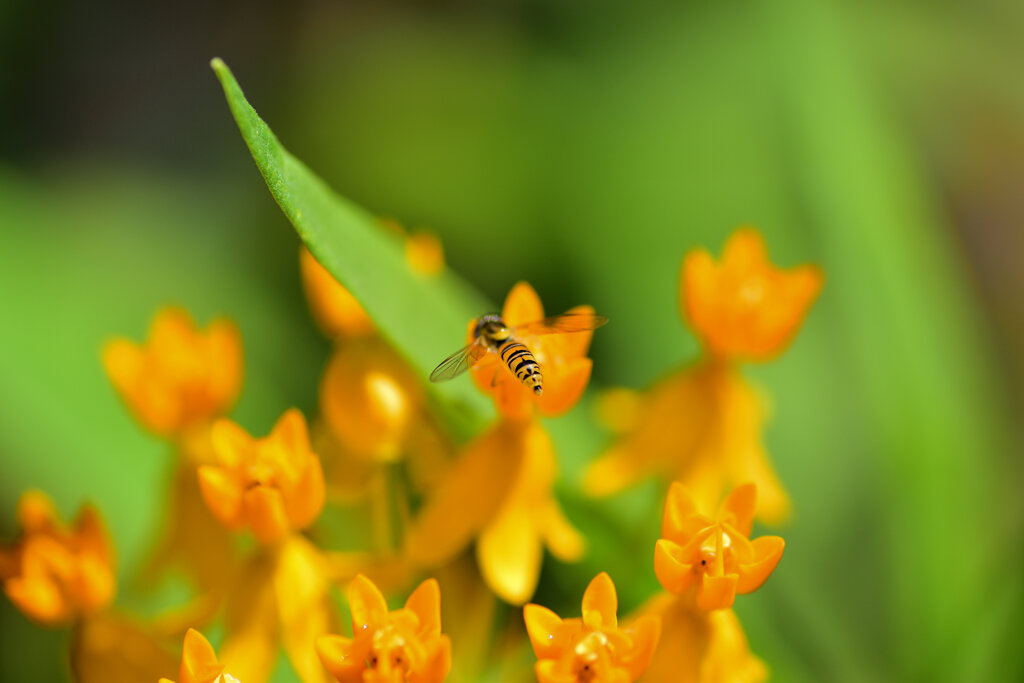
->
{"left": 316, "top": 574, "right": 451, "bottom": 683}
{"left": 404, "top": 419, "right": 583, "bottom": 605}
{"left": 301, "top": 247, "right": 376, "bottom": 339}
{"left": 0, "top": 491, "right": 114, "bottom": 626}
{"left": 654, "top": 483, "right": 784, "bottom": 611}
{"left": 681, "top": 227, "right": 822, "bottom": 362}
{"left": 524, "top": 572, "right": 661, "bottom": 683}
{"left": 198, "top": 409, "right": 325, "bottom": 544}
{"left": 159, "top": 628, "right": 239, "bottom": 683}
{"left": 103, "top": 308, "right": 242, "bottom": 438}
{"left": 470, "top": 282, "right": 596, "bottom": 420}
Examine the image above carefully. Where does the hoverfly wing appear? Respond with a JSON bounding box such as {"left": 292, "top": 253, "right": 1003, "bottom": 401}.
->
{"left": 429, "top": 340, "right": 489, "bottom": 382}
{"left": 513, "top": 312, "right": 609, "bottom": 336}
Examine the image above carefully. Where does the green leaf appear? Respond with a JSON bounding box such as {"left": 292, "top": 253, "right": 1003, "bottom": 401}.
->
{"left": 211, "top": 58, "right": 494, "bottom": 435}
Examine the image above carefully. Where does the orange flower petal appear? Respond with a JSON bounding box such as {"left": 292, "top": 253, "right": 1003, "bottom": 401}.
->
{"left": 300, "top": 246, "right": 375, "bottom": 339}
{"left": 697, "top": 572, "right": 738, "bottom": 611}
{"left": 538, "top": 500, "right": 585, "bottom": 563}
{"left": 593, "top": 387, "right": 643, "bottom": 435}
{"left": 219, "top": 553, "right": 279, "bottom": 682}
{"left": 722, "top": 227, "right": 767, "bottom": 265}
{"left": 736, "top": 536, "right": 785, "bottom": 594}
{"left": 536, "top": 358, "right": 592, "bottom": 418}
{"left": 581, "top": 445, "right": 650, "bottom": 498}
{"left": 348, "top": 574, "right": 389, "bottom": 632}
{"left": 271, "top": 408, "right": 312, "bottom": 457}
{"left": 315, "top": 634, "right": 363, "bottom": 683}
{"left": 404, "top": 421, "right": 526, "bottom": 567}
{"left": 205, "top": 320, "right": 243, "bottom": 410}
{"left": 285, "top": 459, "right": 325, "bottom": 531}
{"left": 477, "top": 498, "right": 544, "bottom": 605}
{"left": 619, "top": 615, "right": 662, "bottom": 681}
{"left": 718, "top": 483, "right": 757, "bottom": 538}
{"left": 197, "top": 466, "right": 243, "bottom": 529}
{"left": 274, "top": 536, "right": 336, "bottom": 683}
{"left": 243, "top": 486, "right": 290, "bottom": 544}
{"left": 405, "top": 578, "right": 442, "bottom": 639}
{"left": 556, "top": 305, "right": 597, "bottom": 359}
{"left": 503, "top": 282, "right": 544, "bottom": 328}
{"left": 418, "top": 634, "right": 452, "bottom": 682}
{"left": 17, "top": 490, "right": 58, "bottom": 534}
{"left": 5, "top": 575, "right": 70, "bottom": 625}
{"left": 653, "top": 539, "right": 697, "bottom": 597}
{"left": 661, "top": 482, "right": 701, "bottom": 541}
{"left": 210, "top": 419, "right": 251, "bottom": 468}
{"left": 180, "top": 628, "right": 224, "bottom": 683}
{"left": 74, "top": 505, "right": 114, "bottom": 567}
{"left": 681, "top": 249, "right": 716, "bottom": 338}
{"left": 102, "top": 339, "right": 143, "bottom": 401}
{"left": 523, "top": 603, "right": 564, "bottom": 660}
{"left": 581, "top": 572, "right": 617, "bottom": 631}
{"left": 534, "top": 660, "right": 577, "bottom": 683}
{"left": 74, "top": 554, "right": 115, "bottom": 613}
{"left": 492, "top": 375, "right": 534, "bottom": 420}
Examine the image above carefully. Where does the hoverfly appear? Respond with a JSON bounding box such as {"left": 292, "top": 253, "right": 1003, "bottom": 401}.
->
{"left": 429, "top": 312, "right": 608, "bottom": 395}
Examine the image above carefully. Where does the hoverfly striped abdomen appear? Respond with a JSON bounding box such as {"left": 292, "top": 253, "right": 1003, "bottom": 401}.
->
{"left": 497, "top": 339, "right": 543, "bottom": 395}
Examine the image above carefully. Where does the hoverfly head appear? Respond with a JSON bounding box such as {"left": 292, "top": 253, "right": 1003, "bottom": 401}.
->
{"left": 475, "top": 313, "right": 508, "bottom": 341}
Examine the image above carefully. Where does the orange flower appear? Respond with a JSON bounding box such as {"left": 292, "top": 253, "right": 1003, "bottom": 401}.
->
{"left": 159, "top": 628, "right": 239, "bottom": 683}
{"left": 316, "top": 574, "right": 451, "bottom": 683}
{"left": 103, "top": 308, "right": 242, "bottom": 438}
{"left": 198, "top": 409, "right": 325, "bottom": 544}
{"left": 301, "top": 246, "right": 376, "bottom": 339}
{"left": 404, "top": 419, "right": 583, "bottom": 604}
{"left": 0, "top": 491, "right": 114, "bottom": 626}
{"left": 584, "top": 363, "right": 791, "bottom": 523}
{"left": 524, "top": 572, "right": 660, "bottom": 683}
{"left": 319, "top": 337, "right": 424, "bottom": 462}
{"left": 470, "top": 282, "right": 596, "bottom": 420}
{"left": 654, "top": 483, "right": 784, "bottom": 611}
{"left": 681, "top": 227, "right": 822, "bottom": 362}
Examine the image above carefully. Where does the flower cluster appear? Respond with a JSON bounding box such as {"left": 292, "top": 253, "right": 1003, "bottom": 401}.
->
{"left": 2, "top": 223, "right": 819, "bottom": 682}
{"left": 585, "top": 228, "right": 823, "bottom": 521}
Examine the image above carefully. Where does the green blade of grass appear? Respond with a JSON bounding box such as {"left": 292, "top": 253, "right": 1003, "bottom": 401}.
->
{"left": 211, "top": 58, "right": 494, "bottom": 434}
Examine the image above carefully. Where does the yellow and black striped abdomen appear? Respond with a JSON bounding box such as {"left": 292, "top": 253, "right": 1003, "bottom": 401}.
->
{"left": 498, "top": 339, "right": 543, "bottom": 395}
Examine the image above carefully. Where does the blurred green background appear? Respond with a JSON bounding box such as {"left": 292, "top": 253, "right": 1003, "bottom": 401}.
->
{"left": 1, "top": 0, "right": 1022, "bottom": 681}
